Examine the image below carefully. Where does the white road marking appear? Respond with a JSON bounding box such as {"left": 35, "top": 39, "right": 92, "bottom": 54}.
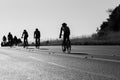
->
{"left": 29, "top": 56, "right": 67, "bottom": 68}
{"left": 92, "top": 57, "right": 120, "bottom": 63}
{"left": 29, "top": 56, "right": 117, "bottom": 80}
{"left": 0, "top": 48, "right": 118, "bottom": 79}
{"left": 52, "top": 52, "right": 120, "bottom": 63}
{"left": 6, "top": 47, "right": 120, "bottom": 63}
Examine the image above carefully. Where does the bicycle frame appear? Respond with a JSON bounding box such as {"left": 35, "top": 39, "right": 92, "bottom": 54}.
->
{"left": 61, "top": 35, "right": 71, "bottom": 53}
{"left": 35, "top": 38, "right": 40, "bottom": 49}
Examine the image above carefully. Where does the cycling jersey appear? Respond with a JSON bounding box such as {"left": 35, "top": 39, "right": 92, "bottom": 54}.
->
{"left": 60, "top": 26, "right": 70, "bottom": 38}
{"left": 34, "top": 30, "right": 40, "bottom": 38}
{"left": 22, "top": 31, "right": 28, "bottom": 39}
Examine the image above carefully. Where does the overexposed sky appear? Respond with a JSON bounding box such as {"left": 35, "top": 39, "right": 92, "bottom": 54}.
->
{"left": 0, "top": 0, "right": 119, "bottom": 41}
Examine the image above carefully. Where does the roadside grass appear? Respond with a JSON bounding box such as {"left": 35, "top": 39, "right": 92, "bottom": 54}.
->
{"left": 40, "top": 31, "right": 120, "bottom": 46}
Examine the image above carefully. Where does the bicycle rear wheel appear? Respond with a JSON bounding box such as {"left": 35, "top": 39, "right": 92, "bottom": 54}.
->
{"left": 62, "top": 42, "right": 66, "bottom": 52}
{"left": 66, "top": 41, "right": 71, "bottom": 53}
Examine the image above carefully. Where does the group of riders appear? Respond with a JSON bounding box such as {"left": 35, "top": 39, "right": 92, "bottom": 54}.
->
{"left": 21, "top": 28, "right": 41, "bottom": 48}
{"left": 2, "top": 23, "right": 71, "bottom": 52}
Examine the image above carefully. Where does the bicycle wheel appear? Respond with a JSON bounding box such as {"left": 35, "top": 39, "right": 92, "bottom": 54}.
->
{"left": 24, "top": 40, "right": 28, "bottom": 48}
{"left": 62, "top": 42, "right": 66, "bottom": 52}
{"left": 66, "top": 40, "right": 71, "bottom": 53}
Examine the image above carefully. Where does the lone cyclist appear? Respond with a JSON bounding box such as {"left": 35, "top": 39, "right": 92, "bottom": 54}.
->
{"left": 59, "top": 23, "right": 70, "bottom": 51}
{"left": 8, "top": 32, "right": 13, "bottom": 47}
{"left": 34, "top": 28, "right": 41, "bottom": 49}
{"left": 21, "top": 29, "right": 28, "bottom": 48}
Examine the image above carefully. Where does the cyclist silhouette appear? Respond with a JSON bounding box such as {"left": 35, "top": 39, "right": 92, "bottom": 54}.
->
{"left": 21, "top": 30, "right": 28, "bottom": 48}
{"left": 8, "top": 32, "right": 13, "bottom": 47}
{"left": 1, "top": 35, "right": 7, "bottom": 46}
{"left": 59, "top": 23, "right": 71, "bottom": 52}
{"left": 13, "top": 36, "right": 18, "bottom": 46}
{"left": 3, "top": 35, "right": 7, "bottom": 42}
{"left": 34, "top": 28, "right": 41, "bottom": 49}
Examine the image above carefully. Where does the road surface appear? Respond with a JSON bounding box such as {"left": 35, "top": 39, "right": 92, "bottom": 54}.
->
{"left": 0, "top": 46, "right": 119, "bottom": 80}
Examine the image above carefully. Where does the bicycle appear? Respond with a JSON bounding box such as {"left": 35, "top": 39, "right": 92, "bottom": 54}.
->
{"left": 62, "top": 38, "right": 71, "bottom": 53}
{"left": 23, "top": 39, "right": 28, "bottom": 48}
{"left": 35, "top": 38, "right": 40, "bottom": 49}
{"left": 21, "top": 37, "right": 28, "bottom": 48}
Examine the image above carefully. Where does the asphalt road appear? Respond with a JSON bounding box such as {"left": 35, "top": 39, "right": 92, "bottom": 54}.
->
{"left": 0, "top": 46, "right": 120, "bottom": 80}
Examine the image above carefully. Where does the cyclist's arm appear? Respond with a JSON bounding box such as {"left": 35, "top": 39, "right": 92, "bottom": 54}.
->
{"left": 40, "top": 31, "right": 41, "bottom": 38}
{"left": 21, "top": 33, "right": 24, "bottom": 38}
{"left": 68, "top": 27, "right": 70, "bottom": 35}
{"left": 26, "top": 32, "right": 28, "bottom": 37}
{"left": 59, "top": 27, "right": 63, "bottom": 38}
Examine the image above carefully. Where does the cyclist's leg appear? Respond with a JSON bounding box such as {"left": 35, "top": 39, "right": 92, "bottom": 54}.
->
{"left": 35, "top": 38, "right": 37, "bottom": 48}
{"left": 11, "top": 39, "right": 13, "bottom": 47}
{"left": 24, "top": 38, "right": 28, "bottom": 48}
{"left": 62, "top": 40, "right": 64, "bottom": 52}
{"left": 23, "top": 38, "right": 26, "bottom": 48}
{"left": 9, "top": 40, "right": 12, "bottom": 47}
{"left": 26, "top": 38, "right": 28, "bottom": 48}
{"left": 36, "top": 38, "right": 39, "bottom": 48}
{"left": 68, "top": 36, "right": 71, "bottom": 47}
{"left": 63, "top": 35, "right": 67, "bottom": 51}
{"left": 38, "top": 38, "right": 40, "bottom": 48}
{"left": 66, "top": 35, "right": 71, "bottom": 53}
{"left": 61, "top": 35, "right": 65, "bottom": 52}
{"left": 66, "top": 36, "right": 69, "bottom": 49}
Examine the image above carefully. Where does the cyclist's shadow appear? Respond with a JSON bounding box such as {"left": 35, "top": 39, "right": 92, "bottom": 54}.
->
{"left": 67, "top": 52, "right": 88, "bottom": 55}
{"left": 27, "top": 47, "right": 49, "bottom": 50}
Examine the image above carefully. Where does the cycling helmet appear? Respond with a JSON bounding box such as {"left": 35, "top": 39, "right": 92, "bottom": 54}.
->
{"left": 62, "top": 23, "right": 67, "bottom": 26}
{"left": 36, "top": 28, "right": 38, "bottom": 31}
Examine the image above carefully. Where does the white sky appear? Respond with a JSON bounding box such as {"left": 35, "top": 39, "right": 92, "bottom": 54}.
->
{"left": 0, "top": 0, "right": 119, "bottom": 41}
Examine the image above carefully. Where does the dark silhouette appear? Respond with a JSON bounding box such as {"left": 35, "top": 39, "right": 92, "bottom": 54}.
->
{"left": 13, "top": 36, "right": 18, "bottom": 46}
{"left": 34, "top": 28, "right": 41, "bottom": 49}
{"left": 1, "top": 35, "right": 22, "bottom": 47}
{"left": 17, "top": 38, "right": 22, "bottom": 44}
{"left": 3, "top": 35, "right": 7, "bottom": 42}
{"left": 21, "top": 30, "right": 28, "bottom": 48}
{"left": 59, "top": 23, "right": 71, "bottom": 52}
{"left": 8, "top": 32, "right": 13, "bottom": 47}
{"left": 1, "top": 35, "right": 7, "bottom": 46}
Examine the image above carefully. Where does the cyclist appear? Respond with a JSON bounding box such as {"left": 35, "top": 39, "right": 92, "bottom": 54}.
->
{"left": 13, "top": 36, "right": 18, "bottom": 46}
{"left": 34, "top": 28, "right": 41, "bottom": 49}
{"left": 21, "top": 29, "right": 28, "bottom": 48}
{"left": 1, "top": 35, "right": 7, "bottom": 46}
{"left": 3, "top": 35, "right": 7, "bottom": 43}
{"left": 59, "top": 23, "right": 71, "bottom": 52}
{"left": 8, "top": 32, "right": 13, "bottom": 47}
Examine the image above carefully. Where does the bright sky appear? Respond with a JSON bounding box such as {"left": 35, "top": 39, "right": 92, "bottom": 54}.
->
{"left": 0, "top": 0, "right": 119, "bottom": 42}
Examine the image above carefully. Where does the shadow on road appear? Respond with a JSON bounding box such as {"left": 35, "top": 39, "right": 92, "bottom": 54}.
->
{"left": 40, "top": 48, "right": 49, "bottom": 50}
{"left": 27, "top": 47, "right": 49, "bottom": 50}
{"left": 69, "top": 52, "right": 88, "bottom": 55}
{"left": 27, "top": 48, "right": 34, "bottom": 49}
